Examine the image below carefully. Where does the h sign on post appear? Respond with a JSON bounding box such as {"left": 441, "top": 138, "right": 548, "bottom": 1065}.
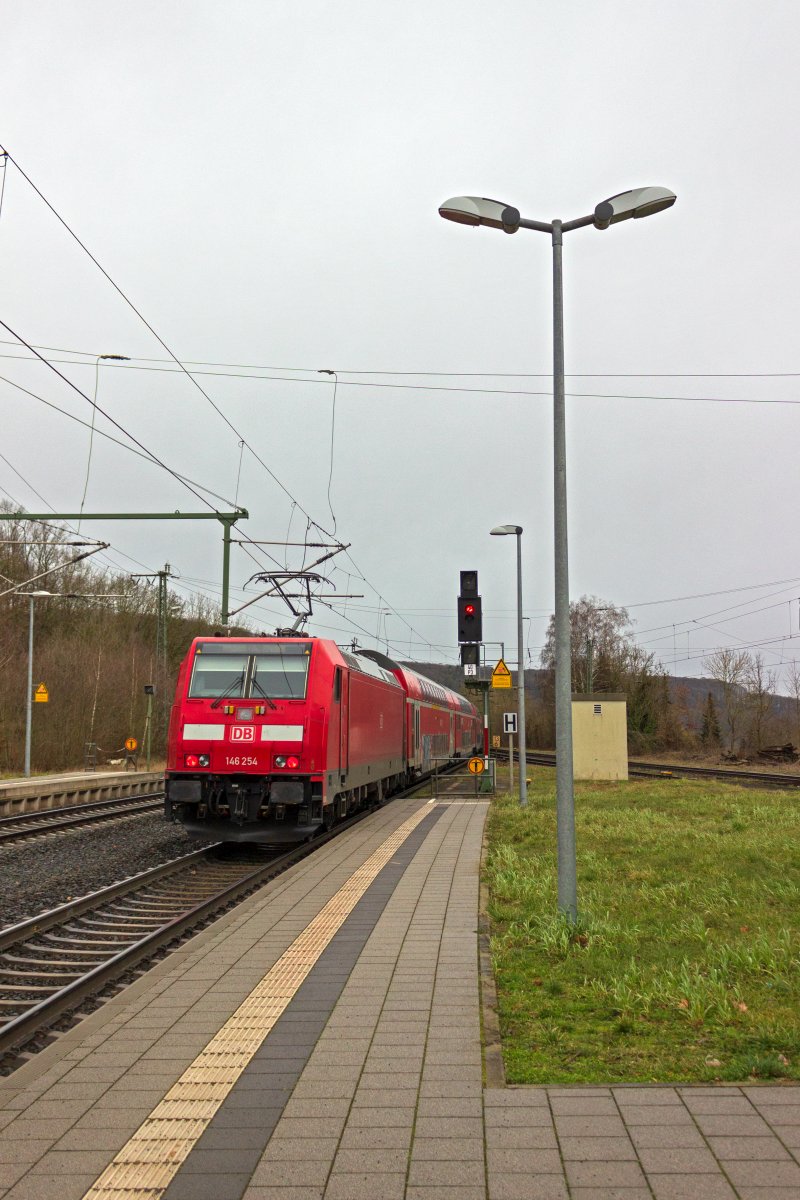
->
{"left": 503, "top": 712, "right": 518, "bottom": 735}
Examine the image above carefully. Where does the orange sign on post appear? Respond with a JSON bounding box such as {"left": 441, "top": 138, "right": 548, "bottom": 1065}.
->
{"left": 125, "top": 737, "right": 138, "bottom": 753}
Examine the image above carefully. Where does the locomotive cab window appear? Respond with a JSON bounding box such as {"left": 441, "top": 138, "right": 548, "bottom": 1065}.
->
{"left": 188, "top": 642, "right": 312, "bottom": 700}
{"left": 252, "top": 645, "right": 311, "bottom": 700}
{"left": 188, "top": 653, "right": 249, "bottom": 699}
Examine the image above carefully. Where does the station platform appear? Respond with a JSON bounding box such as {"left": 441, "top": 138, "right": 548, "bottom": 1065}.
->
{"left": 0, "top": 793, "right": 797, "bottom": 1200}
{"left": 0, "top": 770, "right": 163, "bottom": 814}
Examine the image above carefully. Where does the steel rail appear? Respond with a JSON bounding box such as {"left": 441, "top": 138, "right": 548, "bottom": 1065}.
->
{"left": 0, "top": 842, "right": 306, "bottom": 1059}
{"left": 0, "top": 767, "right": 446, "bottom": 1062}
{"left": 497, "top": 748, "right": 800, "bottom": 789}
{"left": 0, "top": 793, "right": 164, "bottom": 845}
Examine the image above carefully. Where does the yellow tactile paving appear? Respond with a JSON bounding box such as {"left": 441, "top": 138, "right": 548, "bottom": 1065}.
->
{"left": 82, "top": 803, "right": 432, "bottom": 1200}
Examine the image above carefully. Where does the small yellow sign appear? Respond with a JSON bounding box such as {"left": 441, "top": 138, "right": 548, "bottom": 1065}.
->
{"left": 467, "top": 756, "right": 485, "bottom": 774}
{"left": 491, "top": 735, "right": 501, "bottom": 749}
{"left": 491, "top": 658, "right": 512, "bottom": 689}
{"left": 125, "top": 737, "right": 138, "bottom": 753}
{"left": 34, "top": 683, "right": 49, "bottom": 703}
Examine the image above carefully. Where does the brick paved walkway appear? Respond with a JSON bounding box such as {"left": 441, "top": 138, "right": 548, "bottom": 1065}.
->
{"left": 0, "top": 796, "right": 797, "bottom": 1199}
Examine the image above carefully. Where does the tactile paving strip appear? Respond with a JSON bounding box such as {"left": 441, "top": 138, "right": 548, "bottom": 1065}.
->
{"left": 82, "top": 803, "right": 433, "bottom": 1200}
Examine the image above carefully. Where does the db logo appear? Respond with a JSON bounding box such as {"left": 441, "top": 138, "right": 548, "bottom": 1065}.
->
{"left": 230, "top": 725, "right": 256, "bottom": 743}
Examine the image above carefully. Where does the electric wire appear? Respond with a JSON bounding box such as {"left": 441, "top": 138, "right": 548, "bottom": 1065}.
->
{"left": 2, "top": 154, "right": 334, "bottom": 539}
{"left": 2, "top": 338, "right": 800, "bottom": 379}
{"left": 0, "top": 151, "right": 7, "bottom": 230}
{"left": 0, "top": 320, "right": 221, "bottom": 514}
{"left": 2, "top": 155, "right": 398, "bottom": 643}
{"left": 10, "top": 157, "right": 781, "bottom": 661}
{"left": 0, "top": 372, "right": 238, "bottom": 506}
{"left": 3, "top": 350, "right": 800, "bottom": 406}
{"left": 77, "top": 357, "right": 101, "bottom": 531}
{"left": 318, "top": 370, "right": 338, "bottom": 535}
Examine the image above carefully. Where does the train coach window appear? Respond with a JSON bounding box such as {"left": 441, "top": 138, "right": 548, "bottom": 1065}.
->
{"left": 189, "top": 653, "right": 249, "bottom": 698}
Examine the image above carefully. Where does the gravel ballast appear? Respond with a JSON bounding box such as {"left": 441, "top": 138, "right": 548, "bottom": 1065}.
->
{"left": 0, "top": 813, "right": 215, "bottom": 928}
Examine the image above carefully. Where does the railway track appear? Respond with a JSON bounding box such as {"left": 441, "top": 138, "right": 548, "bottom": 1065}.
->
{"left": 0, "top": 840, "right": 310, "bottom": 1063}
{"left": 500, "top": 748, "right": 800, "bottom": 789}
{"left": 0, "top": 760, "right": 463, "bottom": 1065}
{"left": 0, "top": 792, "right": 164, "bottom": 846}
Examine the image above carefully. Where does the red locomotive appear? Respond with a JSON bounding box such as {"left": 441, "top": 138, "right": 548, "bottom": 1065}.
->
{"left": 164, "top": 636, "right": 479, "bottom": 841}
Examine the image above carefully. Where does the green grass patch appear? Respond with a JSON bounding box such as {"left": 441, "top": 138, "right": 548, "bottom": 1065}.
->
{"left": 485, "top": 772, "right": 800, "bottom": 1084}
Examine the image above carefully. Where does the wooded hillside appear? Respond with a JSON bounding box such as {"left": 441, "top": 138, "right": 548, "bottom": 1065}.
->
{"left": 0, "top": 508, "right": 227, "bottom": 774}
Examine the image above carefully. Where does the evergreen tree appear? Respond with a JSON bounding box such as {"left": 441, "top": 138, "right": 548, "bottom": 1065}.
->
{"left": 700, "top": 691, "right": 721, "bottom": 746}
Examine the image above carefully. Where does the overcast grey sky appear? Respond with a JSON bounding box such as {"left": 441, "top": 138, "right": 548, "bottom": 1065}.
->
{"left": 2, "top": 0, "right": 799, "bottom": 685}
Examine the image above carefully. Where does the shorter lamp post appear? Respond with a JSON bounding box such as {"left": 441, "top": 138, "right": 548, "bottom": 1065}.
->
{"left": 19, "top": 590, "right": 128, "bottom": 776}
{"left": 23, "top": 590, "right": 51, "bottom": 777}
{"left": 490, "top": 526, "right": 527, "bottom": 807}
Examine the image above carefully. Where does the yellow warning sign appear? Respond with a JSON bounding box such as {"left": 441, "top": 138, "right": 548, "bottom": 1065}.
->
{"left": 491, "top": 735, "right": 501, "bottom": 749}
{"left": 34, "top": 683, "right": 49, "bottom": 703}
{"left": 491, "top": 658, "right": 512, "bottom": 689}
{"left": 467, "top": 756, "right": 485, "bottom": 774}
{"left": 125, "top": 737, "right": 138, "bottom": 753}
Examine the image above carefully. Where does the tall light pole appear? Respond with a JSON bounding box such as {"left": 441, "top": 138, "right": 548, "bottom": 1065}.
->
{"left": 491, "top": 525, "right": 527, "bottom": 807}
{"left": 441, "top": 187, "right": 676, "bottom": 918}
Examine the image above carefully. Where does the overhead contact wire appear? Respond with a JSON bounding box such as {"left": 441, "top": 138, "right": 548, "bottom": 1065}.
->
{"left": 4, "top": 153, "right": 333, "bottom": 538}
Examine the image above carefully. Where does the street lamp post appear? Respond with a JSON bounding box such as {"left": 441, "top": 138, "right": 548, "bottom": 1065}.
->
{"left": 491, "top": 525, "right": 527, "bottom": 808}
{"left": 441, "top": 187, "right": 676, "bottom": 918}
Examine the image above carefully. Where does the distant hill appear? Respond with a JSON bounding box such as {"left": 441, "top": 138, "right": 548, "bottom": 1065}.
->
{"left": 401, "top": 661, "right": 796, "bottom": 738}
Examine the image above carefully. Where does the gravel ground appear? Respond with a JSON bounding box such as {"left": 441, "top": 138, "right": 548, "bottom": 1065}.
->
{"left": 0, "top": 813, "right": 216, "bottom": 928}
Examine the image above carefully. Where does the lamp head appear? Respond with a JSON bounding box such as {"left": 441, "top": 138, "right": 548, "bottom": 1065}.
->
{"left": 490, "top": 524, "right": 523, "bottom": 536}
{"left": 439, "top": 196, "right": 520, "bottom": 234}
{"left": 594, "top": 186, "right": 676, "bottom": 230}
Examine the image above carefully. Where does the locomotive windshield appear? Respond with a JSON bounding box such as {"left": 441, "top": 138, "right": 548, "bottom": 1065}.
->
{"left": 189, "top": 653, "right": 248, "bottom": 699}
{"left": 188, "top": 642, "right": 312, "bottom": 700}
{"left": 252, "top": 647, "right": 309, "bottom": 699}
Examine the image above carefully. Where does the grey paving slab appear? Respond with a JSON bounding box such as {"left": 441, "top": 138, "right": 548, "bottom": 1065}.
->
{"left": 558, "top": 1135, "right": 639, "bottom": 1160}
{"left": 649, "top": 1175, "right": 738, "bottom": 1199}
{"left": 324, "top": 1174, "right": 407, "bottom": 1200}
{"left": 488, "top": 1175, "right": 569, "bottom": 1199}
{"left": 3, "top": 784, "right": 799, "bottom": 1200}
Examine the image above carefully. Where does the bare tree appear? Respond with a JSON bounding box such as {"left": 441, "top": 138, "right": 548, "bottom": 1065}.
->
{"left": 704, "top": 648, "right": 751, "bottom": 754}
{"left": 744, "top": 652, "right": 776, "bottom": 751}
{"left": 786, "top": 660, "right": 800, "bottom": 747}
{"left": 541, "top": 595, "right": 637, "bottom": 692}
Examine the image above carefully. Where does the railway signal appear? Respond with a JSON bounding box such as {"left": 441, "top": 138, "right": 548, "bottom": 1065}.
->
{"left": 457, "top": 571, "right": 483, "bottom": 643}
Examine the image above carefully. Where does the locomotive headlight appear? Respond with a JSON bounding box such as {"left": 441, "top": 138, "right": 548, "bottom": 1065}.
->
{"left": 286, "top": 756, "right": 300, "bottom": 770}
{"left": 198, "top": 754, "right": 210, "bottom": 767}
{"left": 274, "top": 755, "right": 287, "bottom": 768}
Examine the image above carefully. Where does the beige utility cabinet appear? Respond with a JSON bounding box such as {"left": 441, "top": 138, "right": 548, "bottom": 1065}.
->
{"left": 571, "top": 693, "right": 628, "bottom": 781}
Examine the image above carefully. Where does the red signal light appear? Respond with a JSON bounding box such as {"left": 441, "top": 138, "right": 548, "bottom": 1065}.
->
{"left": 465, "top": 603, "right": 475, "bottom": 616}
